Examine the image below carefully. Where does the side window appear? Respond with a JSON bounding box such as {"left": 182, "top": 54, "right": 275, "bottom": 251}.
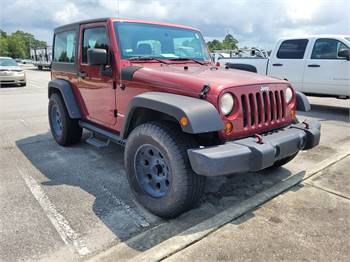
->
{"left": 311, "top": 38, "right": 349, "bottom": 59}
{"left": 277, "top": 39, "right": 308, "bottom": 59}
{"left": 82, "top": 27, "right": 109, "bottom": 63}
{"left": 53, "top": 31, "right": 76, "bottom": 63}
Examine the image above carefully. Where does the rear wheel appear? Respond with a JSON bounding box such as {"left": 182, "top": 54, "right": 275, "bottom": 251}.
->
{"left": 48, "top": 93, "right": 82, "bottom": 146}
{"left": 124, "top": 122, "right": 206, "bottom": 219}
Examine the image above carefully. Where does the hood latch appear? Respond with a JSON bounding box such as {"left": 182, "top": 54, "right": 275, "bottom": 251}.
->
{"left": 199, "top": 84, "right": 210, "bottom": 99}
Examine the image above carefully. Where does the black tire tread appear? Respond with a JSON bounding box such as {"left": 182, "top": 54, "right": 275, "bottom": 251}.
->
{"left": 48, "top": 93, "right": 82, "bottom": 146}
{"left": 125, "top": 121, "right": 205, "bottom": 218}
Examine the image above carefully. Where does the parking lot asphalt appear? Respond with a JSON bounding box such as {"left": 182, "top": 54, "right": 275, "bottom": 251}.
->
{"left": 0, "top": 66, "right": 349, "bottom": 261}
{"left": 163, "top": 156, "right": 350, "bottom": 262}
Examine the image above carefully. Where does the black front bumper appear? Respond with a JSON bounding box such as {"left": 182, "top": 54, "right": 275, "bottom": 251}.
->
{"left": 188, "top": 119, "right": 321, "bottom": 176}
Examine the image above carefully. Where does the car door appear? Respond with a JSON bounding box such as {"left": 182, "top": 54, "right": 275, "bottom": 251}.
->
{"left": 303, "top": 38, "right": 350, "bottom": 97}
{"left": 268, "top": 39, "right": 309, "bottom": 92}
{"left": 77, "top": 23, "right": 116, "bottom": 127}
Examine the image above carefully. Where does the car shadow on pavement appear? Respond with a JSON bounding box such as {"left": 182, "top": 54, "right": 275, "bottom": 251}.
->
{"left": 299, "top": 104, "right": 350, "bottom": 123}
{"left": 15, "top": 132, "right": 297, "bottom": 254}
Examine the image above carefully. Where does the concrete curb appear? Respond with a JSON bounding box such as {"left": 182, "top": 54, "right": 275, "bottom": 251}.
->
{"left": 88, "top": 152, "right": 349, "bottom": 262}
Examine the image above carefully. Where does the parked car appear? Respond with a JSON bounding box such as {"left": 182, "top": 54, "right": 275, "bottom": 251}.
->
{"left": 0, "top": 57, "right": 26, "bottom": 87}
{"left": 218, "top": 35, "right": 350, "bottom": 99}
{"left": 30, "top": 46, "right": 52, "bottom": 70}
{"left": 48, "top": 18, "right": 320, "bottom": 218}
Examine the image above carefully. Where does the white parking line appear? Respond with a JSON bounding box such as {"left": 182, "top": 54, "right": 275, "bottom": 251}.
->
{"left": 98, "top": 183, "right": 150, "bottom": 228}
{"left": 17, "top": 167, "right": 90, "bottom": 256}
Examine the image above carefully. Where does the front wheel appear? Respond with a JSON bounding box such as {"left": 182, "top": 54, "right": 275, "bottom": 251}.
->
{"left": 124, "top": 122, "right": 206, "bottom": 219}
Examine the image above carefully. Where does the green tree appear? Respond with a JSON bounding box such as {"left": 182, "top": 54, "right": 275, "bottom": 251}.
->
{"left": 0, "top": 29, "right": 10, "bottom": 56}
{"left": 222, "top": 34, "right": 238, "bottom": 50}
{"left": 207, "top": 39, "right": 223, "bottom": 51}
{"left": 0, "top": 29, "right": 47, "bottom": 58}
{"left": 206, "top": 34, "right": 239, "bottom": 52}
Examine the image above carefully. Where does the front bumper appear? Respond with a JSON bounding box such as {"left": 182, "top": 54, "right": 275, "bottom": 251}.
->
{"left": 0, "top": 74, "right": 26, "bottom": 84}
{"left": 188, "top": 119, "right": 321, "bottom": 176}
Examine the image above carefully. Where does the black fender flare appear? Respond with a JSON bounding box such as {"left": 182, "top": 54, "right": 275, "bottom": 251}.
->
{"left": 48, "top": 79, "right": 82, "bottom": 119}
{"left": 295, "top": 91, "right": 311, "bottom": 112}
{"left": 121, "top": 92, "right": 224, "bottom": 139}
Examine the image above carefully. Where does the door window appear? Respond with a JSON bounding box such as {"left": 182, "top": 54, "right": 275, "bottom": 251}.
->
{"left": 277, "top": 39, "right": 308, "bottom": 59}
{"left": 53, "top": 30, "right": 76, "bottom": 63}
{"left": 311, "top": 38, "right": 349, "bottom": 59}
{"left": 82, "top": 27, "right": 109, "bottom": 63}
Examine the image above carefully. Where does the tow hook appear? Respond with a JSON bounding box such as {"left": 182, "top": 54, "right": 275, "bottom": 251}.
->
{"left": 302, "top": 120, "right": 310, "bottom": 129}
{"left": 255, "top": 134, "right": 263, "bottom": 144}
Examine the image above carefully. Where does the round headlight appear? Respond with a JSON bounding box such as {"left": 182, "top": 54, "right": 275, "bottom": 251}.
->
{"left": 285, "top": 87, "right": 293, "bottom": 104}
{"left": 220, "top": 93, "right": 234, "bottom": 115}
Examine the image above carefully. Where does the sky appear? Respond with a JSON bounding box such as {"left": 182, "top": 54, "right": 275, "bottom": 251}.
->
{"left": 0, "top": 0, "right": 349, "bottom": 50}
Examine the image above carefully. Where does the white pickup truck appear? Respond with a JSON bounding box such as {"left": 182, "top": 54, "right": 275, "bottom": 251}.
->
{"left": 218, "top": 35, "right": 350, "bottom": 98}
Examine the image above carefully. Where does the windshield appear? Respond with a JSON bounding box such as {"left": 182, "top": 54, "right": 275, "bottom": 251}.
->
{"left": 114, "top": 22, "right": 211, "bottom": 61}
{"left": 0, "top": 58, "right": 18, "bottom": 66}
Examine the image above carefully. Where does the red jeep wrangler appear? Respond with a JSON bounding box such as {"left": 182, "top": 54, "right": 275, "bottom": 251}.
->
{"left": 49, "top": 18, "right": 320, "bottom": 218}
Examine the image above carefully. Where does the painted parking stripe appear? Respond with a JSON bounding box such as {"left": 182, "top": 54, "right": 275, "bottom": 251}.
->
{"left": 17, "top": 167, "right": 90, "bottom": 256}
{"left": 97, "top": 183, "right": 150, "bottom": 228}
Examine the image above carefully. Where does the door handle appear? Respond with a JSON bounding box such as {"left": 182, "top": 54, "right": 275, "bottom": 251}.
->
{"left": 272, "top": 63, "right": 283, "bottom": 66}
{"left": 308, "top": 64, "right": 320, "bottom": 67}
{"left": 77, "top": 71, "right": 88, "bottom": 78}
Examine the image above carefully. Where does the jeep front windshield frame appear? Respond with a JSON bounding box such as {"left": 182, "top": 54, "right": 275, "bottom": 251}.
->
{"left": 114, "top": 22, "right": 211, "bottom": 61}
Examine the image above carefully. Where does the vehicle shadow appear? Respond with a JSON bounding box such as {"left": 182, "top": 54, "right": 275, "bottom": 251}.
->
{"left": 298, "top": 104, "right": 350, "bottom": 123}
{"left": 15, "top": 132, "right": 301, "bottom": 255}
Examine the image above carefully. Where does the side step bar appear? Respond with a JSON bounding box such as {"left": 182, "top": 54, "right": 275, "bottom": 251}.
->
{"left": 79, "top": 121, "right": 126, "bottom": 147}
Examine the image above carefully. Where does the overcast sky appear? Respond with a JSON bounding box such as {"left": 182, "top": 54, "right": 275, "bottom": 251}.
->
{"left": 0, "top": 0, "right": 349, "bottom": 49}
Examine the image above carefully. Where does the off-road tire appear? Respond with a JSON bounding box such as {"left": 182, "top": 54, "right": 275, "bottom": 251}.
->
{"left": 124, "top": 121, "right": 206, "bottom": 219}
{"left": 48, "top": 93, "right": 82, "bottom": 146}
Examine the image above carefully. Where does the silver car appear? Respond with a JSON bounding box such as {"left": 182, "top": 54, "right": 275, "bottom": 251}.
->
{"left": 0, "top": 57, "right": 26, "bottom": 87}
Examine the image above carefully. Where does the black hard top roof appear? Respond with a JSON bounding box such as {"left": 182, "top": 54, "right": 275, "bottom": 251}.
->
{"left": 54, "top": 17, "right": 109, "bottom": 32}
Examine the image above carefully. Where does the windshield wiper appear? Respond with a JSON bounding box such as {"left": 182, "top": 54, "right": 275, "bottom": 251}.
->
{"left": 127, "top": 56, "right": 169, "bottom": 64}
{"left": 168, "top": 58, "right": 208, "bottom": 65}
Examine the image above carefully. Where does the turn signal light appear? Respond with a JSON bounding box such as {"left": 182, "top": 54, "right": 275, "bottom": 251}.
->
{"left": 224, "top": 122, "right": 233, "bottom": 134}
{"left": 291, "top": 110, "right": 296, "bottom": 119}
{"left": 180, "top": 116, "right": 188, "bottom": 126}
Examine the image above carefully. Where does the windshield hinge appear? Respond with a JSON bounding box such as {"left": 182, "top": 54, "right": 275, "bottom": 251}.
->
{"left": 199, "top": 84, "right": 210, "bottom": 99}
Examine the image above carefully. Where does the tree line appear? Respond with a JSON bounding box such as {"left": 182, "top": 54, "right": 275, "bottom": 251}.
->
{"left": 0, "top": 30, "right": 47, "bottom": 59}
{"left": 207, "top": 34, "right": 239, "bottom": 51}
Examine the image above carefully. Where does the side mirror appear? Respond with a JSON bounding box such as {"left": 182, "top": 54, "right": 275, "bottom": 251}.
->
{"left": 87, "top": 48, "right": 107, "bottom": 65}
{"left": 338, "top": 49, "right": 350, "bottom": 61}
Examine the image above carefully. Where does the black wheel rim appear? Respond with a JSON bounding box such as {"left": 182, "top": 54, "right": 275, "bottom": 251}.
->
{"left": 51, "top": 104, "right": 63, "bottom": 137}
{"left": 134, "top": 144, "right": 171, "bottom": 198}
